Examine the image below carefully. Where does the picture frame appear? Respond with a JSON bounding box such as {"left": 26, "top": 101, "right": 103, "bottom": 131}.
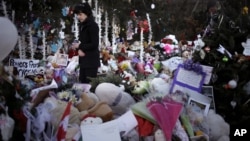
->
{"left": 201, "top": 86, "right": 216, "bottom": 111}
{"left": 56, "top": 53, "right": 69, "bottom": 66}
{"left": 188, "top": 97, "right": 210, "bottom": 116}
{"left": 183, "top": 88, "right": 212, "bottom": 116}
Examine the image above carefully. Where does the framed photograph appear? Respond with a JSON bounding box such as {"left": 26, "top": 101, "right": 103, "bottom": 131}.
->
{"left": 201, "top": 86, "right": 216, "bottom": 111}
{"left": 188, "top": 97, "right": 210, "bottom": 116}
{"left": 183, "top": 88, "right": 211, "bottom": 116}
{"left": 56, "top": 53, "right": 69, "bottom": 66}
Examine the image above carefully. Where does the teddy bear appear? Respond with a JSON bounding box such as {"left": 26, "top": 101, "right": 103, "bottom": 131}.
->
{"left": 201, "top": 109, "right": 230, "bottom": 141}
{"left": 95, "top": 82, "right": 136, "bottom": 116}
{"left": 43, "top": 96, "right": 88, "bottom": 133}
{"left": 80, "top": 115, "right": 120, "bottom": 141}
{"left": 148, "top": 77, "right": 171, "bottom": 95}
{"left": 81, "top": 115, "right": 103, "bottom": 126}
{"left": 75, "top": 92, "right": 114, "bottom": 122}
{"left": 161, "top": 56, "right": 184, "bottom": 76}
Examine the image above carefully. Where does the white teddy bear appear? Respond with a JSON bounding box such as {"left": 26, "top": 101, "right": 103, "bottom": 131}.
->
{"left": 81, "top": 116, "right": 103, "bottom": 126}
{"left": 202, "top": 110, "right": 230, "bottom": 141}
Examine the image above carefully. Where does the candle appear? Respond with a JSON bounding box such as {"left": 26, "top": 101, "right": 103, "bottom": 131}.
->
{"left": 2, "top": 0, "right": 7, "bottom": 17}
{"left": 146, "top": 13, "right": 152, "bottom": 45}
{"left": 112, "top": 17, "right": 117, "bottom": 54}
{"left": 29, "top": 26, "right": 34, "bottom": 60}
{"left": 12, "top": 10, "right": 15, "bottom": 22}
{"left": 42, "top": 30, "right": 46, "bottom": 60}
{"left": 21, "top": 35, "right": 27, "bottom": 59}
{"left": 140, "top": 28, "right": 144, "bottom": 62}
{"left": 29, "top": 0, "right": 33, "bottom": 11}
{"left": 97, "top": 7, "right": 102, "bottom": 48}
{"left": 104, "top": 11, "right": 109, "bottom": 47}
{"left": 18, "top": 36, "right": 22, "bottom": 59}
{"left": 73, "top": 14, "right": 79, "bottom": 41}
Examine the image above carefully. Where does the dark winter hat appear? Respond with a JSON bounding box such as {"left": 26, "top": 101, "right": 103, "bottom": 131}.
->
{"left": 73, "top": 2, "right": 92, "bottom": 16}
{"left": 207, "top": 0, "right": 217, "bottom": 10}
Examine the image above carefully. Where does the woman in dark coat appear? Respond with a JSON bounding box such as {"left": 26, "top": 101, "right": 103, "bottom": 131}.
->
{"left": 72, "top": 2, "right": 100, "bottom": 83}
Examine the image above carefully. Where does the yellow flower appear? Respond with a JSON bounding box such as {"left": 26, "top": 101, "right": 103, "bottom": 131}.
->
{"left": 58, "top": 91, "right": 70, "bottom": 99}
{"left": 70, "top": 95, "right": 78, "bottom": 104}
{"left": 119, "top": 62, "right": 129, "bottom": 70}
{"left": 242, "top": 6, "right": 248, "bottom": 15}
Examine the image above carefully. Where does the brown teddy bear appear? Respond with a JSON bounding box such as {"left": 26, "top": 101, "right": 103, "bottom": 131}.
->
{"left": 75, "top": 92, "right": 114, "bottom": 122}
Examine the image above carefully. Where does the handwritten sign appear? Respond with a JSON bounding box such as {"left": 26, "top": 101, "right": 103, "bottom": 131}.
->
{"left": 9, "top": 58, "right": 40, "bottom": 77}
{"left": 170, "top": 64, "right": 206, "bottom": 93}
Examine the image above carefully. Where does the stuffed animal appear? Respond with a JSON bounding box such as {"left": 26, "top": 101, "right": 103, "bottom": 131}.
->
{"left": 43, "top": 96, "right": 88, "bottom": 133}
{"left": 154, "top": 129, "right": 166, "bottom": 141}
{"left": 74, "top": 91, "right": 113, "bottom": 122}
{"left": 149, "top": 77, "right": 171, "bottom": 95}
{"left": 201, "top": 110, "right": 230, "bottom": 141}
{"left": 131, "top": 80, "right": 150, "bottom": 95}
{"left": 161, "top": 56, "right": 183, "bottom": 75}
{"left": 95, "top": 82, "right": 136, "bottom": 116}
{"left": 81, "top": 116, "right": 103, "bottom": 126}
{"left": 65, "top": 125, "right": 81, "bottom": 141}
{"left": 75, "top": 92, "right": 97, "bottom": 112}
{"left": 87, "top": 101, "right": 114, "bottom": 122}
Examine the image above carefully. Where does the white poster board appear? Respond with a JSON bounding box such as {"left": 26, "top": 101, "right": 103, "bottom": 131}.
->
{"left": 9, "top": 58, "right": 40, "bottom": 77}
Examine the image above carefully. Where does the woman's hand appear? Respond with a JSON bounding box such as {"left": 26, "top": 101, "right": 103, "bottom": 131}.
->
{"left": 78, "top": 49, "right": 85, "bottom": 57}
{"left": 71, "top": 42, "right": 80, "bottom": 50}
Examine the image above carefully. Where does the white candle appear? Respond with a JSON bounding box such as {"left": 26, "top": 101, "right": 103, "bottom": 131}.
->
{"left": 95, "top": 0, "right": 98, "bottom": 22}
{"left": 146, "top": 13, "right": 152, "bottom": 45}
{"left": 2, "top": 0, "right": 8, "bottom": 18}
{"left": 21, "top": 35, "right": 27, "bottom": 59}
{"left": 73, "top": 14, "right": 79, "bottom": 41}
{"left": 12, "top": 10, "right": 15, "bottom": 22}
{"left": 112, "top": 17, "right": 117, "bottom": 54}
{"left": 104, "top": 11, "right": 109, "bottom": 47}
{"left": 140, "top": 28, "right": 144, "bottom": 62}
{"left": 29, "top": 26, "right": 34, "bottom": 60}
{"left": 29, "top": 0, "right": 33, "bottom": 11}
{"left": 18, "top": 36, "right": 22, "bottom": 59}
{"left": 98, "top": 7, "right": 102, "bottom": 48}
{"left": 42, "top": 30, "right": 46, "bottom": 60}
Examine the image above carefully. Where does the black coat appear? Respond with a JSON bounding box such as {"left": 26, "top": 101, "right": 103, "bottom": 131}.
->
{"left": 78, "top": 17, "right": 100, "bottom": 68}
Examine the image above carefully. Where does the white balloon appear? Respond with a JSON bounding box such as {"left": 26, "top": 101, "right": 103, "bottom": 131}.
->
{"left": 0, "top": 17, "right": 18, "bottom": 61}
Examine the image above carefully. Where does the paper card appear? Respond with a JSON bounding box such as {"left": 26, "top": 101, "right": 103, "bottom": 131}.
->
{"left": 72, "top": 83, "right": 91, "bottom": 92}
{"left": 170, "top": 64, "right": 206, "bottom": 93}
{"left": 201, "top": 65, "right": 213, "bottom": 85}
{"left": 81, "top": 120, "right": 121, "bottom": 141}
{"left": 243, "top": 47, "right": 250, "bottom": 56}
{"left": 201, "top": 86, "right": 216, "bottom": 111}
{"left": 127, "top": 51, "right": 136, "bottom": 58}
{"left": 184, "top": 88, "right": 211, "bottom": 116}
{"left": 55, "top": 53, "right": 68, "bottom": 66}
{"left": 217, "top": 44, "right": 232, "bottom": 58}
{"left": 116, "top": 110, "right": 138, "bottom": 136}
{"left": 161, "top": 56, "right": 183, "bottom": 73}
